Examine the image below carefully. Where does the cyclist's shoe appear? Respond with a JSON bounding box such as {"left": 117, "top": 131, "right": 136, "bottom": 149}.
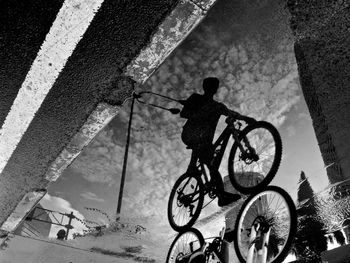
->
{"left": 217, "top": 191, "right": 241, "bottom": 207}
{"left": 223, "top": 229, "right": 235, "bottom": 243}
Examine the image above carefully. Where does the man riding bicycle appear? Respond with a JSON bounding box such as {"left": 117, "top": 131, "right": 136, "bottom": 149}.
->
{"left": 179, "top": 77, "right": 256, "bottom": 207}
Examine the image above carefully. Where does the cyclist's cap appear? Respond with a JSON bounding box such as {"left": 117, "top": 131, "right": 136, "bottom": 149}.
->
{"left": 203, "top": 77, "right": 219, "bottom": 93}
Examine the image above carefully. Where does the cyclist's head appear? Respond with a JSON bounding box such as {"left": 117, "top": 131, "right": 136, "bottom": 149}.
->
{"left": 203, "top": 77, "right": 219, "bottom": 96}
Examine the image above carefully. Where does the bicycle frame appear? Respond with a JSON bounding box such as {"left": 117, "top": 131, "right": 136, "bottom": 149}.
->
{"left": 184, "top": 228, "right": 227, "bottom": 263}
{"left": 197, "top": 119, "right": 244, "bottom": 186}
{"left": 179, "top": 119, "right": 248, "bottom": 210}
{"left": 198, "top": 226, "right": 271, "bottom": 263}
{"left": 205, "top": 227, "right": 229, "bottom": 263}
{"left": 203, "top": 240, "right": 226, "bottom": 263}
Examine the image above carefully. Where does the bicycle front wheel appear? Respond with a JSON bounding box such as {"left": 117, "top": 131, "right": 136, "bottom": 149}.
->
{"left": 168, "top": 173, "right": 204, "bottom": 232}
{"left": 228, "top": 121, "right": 282, "bottom": 194}
{"left": 166, "top": 228, "right": 205, "bottom": 263}
{"left": 233, "top": 186, "right": 297, "bottom": 263}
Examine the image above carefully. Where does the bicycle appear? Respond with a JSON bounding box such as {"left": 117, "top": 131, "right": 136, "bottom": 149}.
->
{"left": 167, "top": 115, "right": 282, "bottom": 232}
{"left": 166, "top": 186, "right": 297, "bottom": 263}
{"left": 134, "top": 91, "right": 282, "bottom": 232}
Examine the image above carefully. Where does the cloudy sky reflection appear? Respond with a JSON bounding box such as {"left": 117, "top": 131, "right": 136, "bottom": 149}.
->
{"left": 46, "top": 0, "right": 329, "bottom": 240}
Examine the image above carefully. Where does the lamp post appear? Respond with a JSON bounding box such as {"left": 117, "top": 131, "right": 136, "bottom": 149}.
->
{"left": 116, "top": 94, "right": 136, "bottom": 215}
{"left": 116, "top": 91, "right": 180, "bottom": 216}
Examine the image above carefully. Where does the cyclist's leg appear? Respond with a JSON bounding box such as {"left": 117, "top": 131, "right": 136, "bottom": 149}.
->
{"left": 209, "top": 169, "right": 225, "bottom": 192}
{"left": 223, "top": 229, "right": 235, "bottom": 243}
{"left": 197, "top": 144, "right": 227, "bottom": 187}
{"left": 196, "top": 143, "right": 217, "bottom": 179}
{"left": 198, "top": 144, "right": 241, "bottom": 207}
{"left": 216, "top": 186, "right": 241, "bottom": 207}
{"left": 197, "top": 143, "right": 214, "bottom": 165}
{"left": 188, "top": 143, "right": 214, "bottom": 175}
{"left": 186, "top": 150, "right": 200, "bottom": 174}
{"left": 207, "top": 168, "right": 242, "bottom": 207}
{"left": 220, "top": 240, "right": 230, "bottom": 263}
{"left": 196, "top": 143, "right": 225, "bottom": 190}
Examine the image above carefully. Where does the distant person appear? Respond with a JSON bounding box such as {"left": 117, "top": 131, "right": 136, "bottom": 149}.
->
{"left": 179, "top": 77, "right": 256, "bottom": 207}
{"left": 56, "top": 229, "right": 66, "bottom": 240}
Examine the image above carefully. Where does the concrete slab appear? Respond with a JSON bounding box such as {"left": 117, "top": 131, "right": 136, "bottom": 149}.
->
{"left": 0, "top": 0, "right": 218, "bottom": 234}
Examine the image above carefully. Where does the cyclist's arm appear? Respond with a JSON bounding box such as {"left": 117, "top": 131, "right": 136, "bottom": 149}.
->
{"left": 180, "top": 105, "right": 190, "bottom": 118}
{"left": 223, "top": 106, "right": 256, "bottom": 124}
{"left": 180, "top": 102, "right": 191, "bottom": 118}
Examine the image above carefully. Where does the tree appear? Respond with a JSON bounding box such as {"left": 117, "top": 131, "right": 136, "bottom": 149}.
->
{"left": 297, "top": 171, "right": 314, "bottom": 204}
{"left": 294, "top": 171, "right": 327, "bottom": 262}
{"left": 297, "top": 171, "right": 317, "bottom": 216}
{"left": 316, "top": 186, "right": 350, "bottom": 234}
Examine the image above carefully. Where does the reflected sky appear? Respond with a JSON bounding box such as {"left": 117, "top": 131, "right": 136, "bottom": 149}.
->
{"left": 45, "top": 0, "right": 329, "bottom": 245}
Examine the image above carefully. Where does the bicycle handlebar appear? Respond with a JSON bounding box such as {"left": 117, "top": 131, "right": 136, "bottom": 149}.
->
{"left": 225, "top": 116, "right": 242, "bottom": 127}
{"left": 226, "top": 115, "right": 257, "bottom": 127}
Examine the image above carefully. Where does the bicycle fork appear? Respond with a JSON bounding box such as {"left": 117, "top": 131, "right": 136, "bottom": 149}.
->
{"left": 247, "top": 223, "right": 271, "bottom": 263}
{"left": 232, "top": 131, "right": 259, "bottom": 163}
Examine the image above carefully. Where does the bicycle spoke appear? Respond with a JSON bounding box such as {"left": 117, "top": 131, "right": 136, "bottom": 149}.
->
{"left": 229, "top": 121, "right": 282, "bottom": 195}
{"left": 168, "top": 173, "right": 204, "bottom": 231}
{"left": 235, "top": 188, "right": 296, "bottom": 263}
{"left": 233, "top": 137, "right": 274, "bottom": 186}
{"left": 167, "top": 229, "right": 204, "bottom": 263}
{"left": 265, "top": 192, "right": 276, "bottom": 212}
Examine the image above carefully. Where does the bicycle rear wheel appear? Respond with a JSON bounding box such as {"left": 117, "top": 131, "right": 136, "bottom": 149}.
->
{"left": 228, "top": 121, "right": 282, "bottom": 194}
{"left": 166, "top": 228, "right": 205, "bottom": 263}
{"left": 168, "top": 173, "right": 204, "bottom": 232}
{"left": 233, "top": 186, "right": 297, "bottom": 263}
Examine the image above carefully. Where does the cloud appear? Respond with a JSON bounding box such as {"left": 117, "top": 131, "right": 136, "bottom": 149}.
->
{"left": 70, "top": 129, "right": 124, "bottom": 185}
{"left": 40, "top": 194, "right": 87, "bottom": 239}
{"left": 80, "top": 191, "right": 104, "bottom": 202}
{"left": 286, "top": 125, "right": 296, "bottom": 137}
{"left": 67, "top": 40, "right": 302, "bottom": 230}
{"left": 65, "top": 0, "right": 302, "bottom": 236}
{"left": 298, "top": 112, "right": 311, "bottom": 121}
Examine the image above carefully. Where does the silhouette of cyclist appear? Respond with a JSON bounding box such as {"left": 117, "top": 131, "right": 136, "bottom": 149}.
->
{"left": 179, "top": 77, "right": 256, "bottom": 207}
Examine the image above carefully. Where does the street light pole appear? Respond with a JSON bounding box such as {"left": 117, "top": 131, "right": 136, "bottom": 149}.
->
{"left": 116, "top": 95, "right": 135, "bottom": 215}
{"left": 65, "top": 212, "right": 74, "bottom": 240}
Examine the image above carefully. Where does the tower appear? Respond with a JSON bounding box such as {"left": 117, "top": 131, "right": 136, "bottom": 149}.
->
{"left": 288, "top": 1, "right": 350, "bottom": 186}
